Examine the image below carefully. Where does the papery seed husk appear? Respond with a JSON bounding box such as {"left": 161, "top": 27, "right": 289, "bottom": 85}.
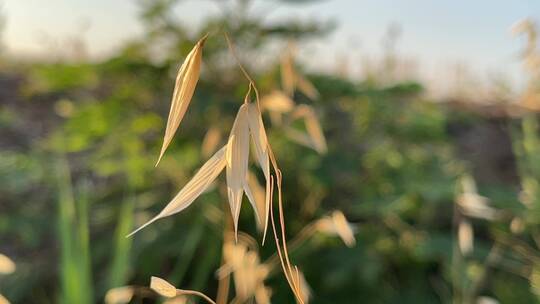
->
{"left": 331, "top": 211, "right": 356, "bottom": 247}
{"left": 290, "top": 105, "right": 327, "bottom": 154}
{"left": 226, "top": 104, "right": 251, "bottom": 238}
{"left": 150, "top": 276, "right": 177, "bottom": 298}
{"left": 105, "top": 286, "right": 134, "bottom": 304}
{"left": 284, "top": 127, "right": 317, "bottom": 151}
{"left": 458, "top": 219, "right": 474, "bottom": 255}
{"left": 261, "top": 91, "right": 295, "bottom": 113}
{"left": 281, "top": 51, "right": 296, "bottom": 97}
{"left": 0, "top": 254, "right": 15, "bottom": 274}
{"left": 301, "top": 107, "right": 327, "bottom": 154}
{"left": 247, "top": 103, "right": 272, "bottom": 241}
{"left": 297, "top": 271, "right": 311, "bottom": 304}
{"left": 163, "top": 296, "right": 188, "bottom": 304}
{"left": 0, "top": 294, "right": 9, "bottom": 304}
{"left": 244, "top": 172, "right": 266, "bottom": 230}
{"left": 156, "top": 35, "right": 207, "bottom": 166}
{"left": 128, "top": 145, "right": 227, "bottom": 236}
{"left": 255, "top": 286, "right": 272, "bottom": 304}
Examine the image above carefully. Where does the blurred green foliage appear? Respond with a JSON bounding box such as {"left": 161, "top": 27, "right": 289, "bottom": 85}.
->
{"left": 1, "top": 1, "right": 540, "bottom": 304}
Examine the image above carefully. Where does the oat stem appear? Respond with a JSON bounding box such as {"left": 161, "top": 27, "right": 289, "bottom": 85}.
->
{"left": 177, "top": 289, "right": 217, "bottom": 304}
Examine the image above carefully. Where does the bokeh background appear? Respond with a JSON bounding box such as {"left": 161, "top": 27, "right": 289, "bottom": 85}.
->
{"left": 2, "top": 0, "right": 540, "bottom": 303}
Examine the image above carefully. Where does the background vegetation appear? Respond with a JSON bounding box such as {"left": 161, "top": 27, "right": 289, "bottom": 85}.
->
{"left": 1, "top": 0, "right": 540, "bottom": 303}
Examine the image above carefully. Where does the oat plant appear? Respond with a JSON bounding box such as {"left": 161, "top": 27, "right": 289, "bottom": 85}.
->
{"left": 127, "top": 32, "right": 319, "bottom": 303}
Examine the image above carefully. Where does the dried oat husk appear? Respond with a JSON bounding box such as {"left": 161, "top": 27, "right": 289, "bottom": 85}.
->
{"left": 129, "top": 146, "right": 227, "bottom": 236}
{"left": 156, "top": 35, "right": 207, "bottom": 166}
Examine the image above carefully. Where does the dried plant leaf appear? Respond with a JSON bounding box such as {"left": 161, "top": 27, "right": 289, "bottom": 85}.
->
{"left": 156, "top": 35, "right": 207, "bottom": 166}
{"left": 128, "top": 146, "right": 227, "bottom": 236}
{"left": 0, "top": 254, "right": 15, "bottom": 274}
{"left": 226, "top": 104, "right": 250, "bottom": 238}
{"left": 105, "top": 286, "right": 134, "bottom": 304}
{"left": 201, "top": 126, "right": 222, "bottom": 158}
{"left": 261, "top": 91, "right": 295, "bottom": 114}
{"left": 151, "top": 276, "right": 178, "bottom": 298}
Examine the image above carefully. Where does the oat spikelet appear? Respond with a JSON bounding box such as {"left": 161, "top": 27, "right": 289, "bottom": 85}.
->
{"left": 261, "top": 91, "right": 295, "bottom": 113}
{"left": 300, "top": 106, "right": 326, "bottom": 154}
{"left": 0, "top": 294, "right": 9, "bottom": 304}
{"left": 151, "top": 276, "right": 217, "bottom": 304}
{"left": 280, "top": 44, "right": 319, "bottom": 100}
{"left": 151, "top": 277, "right": 177, "bottom": 298}
{"left": 219, "top": 241, "right": 270, "bottom": 303}
{"left": 104, "top": 286, "right": 134, "bottom": 304}
{"left": 128, "top": 146, "right": 226, "bottom": 236}
{"left": 244, "top": 172, "right": 266, "bottom": 230}
{"left": 458, "top": 219, "right": 474, "bottom": 255}
{"left": 163, "top": 297, "right": 188, "bottom": 304}
{"left": 316, "top": 211, "right": 356, "bottom": 247}
{"left": 288, "top": 105, "right": 327, "bottom": 154}
{"left": 226, "top": 104, "right": 251, "bottom": 239}
{"left": 285, "top": 127, "right": 316, "bottom": 150}
{"left": 281, "top": 48, "right": 296, "bottom": 97}
{"left": 331, "top": 211, "right": 356, "bottom": 247}
{"left": 296, "top": 75, "right": 319, "bottom": 100}
{"left": 156, "top": 34, "right": 207, "bottom": 166}
{"left": 0, "top": 254, "right": 15, "bottom": 274}
{"left": 297, "top": 271, "right": 312, "bottom": 304}
{"left": 247, "top": 103, "right": 271, "bottom": 241}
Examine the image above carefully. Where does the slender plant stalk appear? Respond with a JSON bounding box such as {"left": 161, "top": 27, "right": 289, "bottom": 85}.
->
{"left": 56, "top": 152, "right": 93, "bottom": 304}
{"left": 264, "top": 222, "right": 318, "bottom": 275}
{"left": 178, "top": 289, "right": 217, "bottom": 304}
{"left": 108, "top": 193, "right": 135, "bottom": 289}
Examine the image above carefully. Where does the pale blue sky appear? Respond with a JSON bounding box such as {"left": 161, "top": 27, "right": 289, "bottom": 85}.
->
{"left": 3, "top": 0, "right": 540, "bottom": 94}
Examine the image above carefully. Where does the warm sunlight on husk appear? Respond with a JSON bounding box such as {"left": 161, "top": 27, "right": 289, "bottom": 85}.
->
{"left": 128, "top": 145, "right": 227, "bottom": 236}
{"left": 226, "top": 103, "right": 251, "bottom": 239}
{"left": 156, "top": 34, "right": 207, "bottom": 166}
{"left": 0, "top": 254, "right": 15, "bottom": 275}
{"left": 104, "top": 286, "right": 134, "bottom": 304}
{"left": 150, "top": 276, "right": 177, "bottom": 298}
